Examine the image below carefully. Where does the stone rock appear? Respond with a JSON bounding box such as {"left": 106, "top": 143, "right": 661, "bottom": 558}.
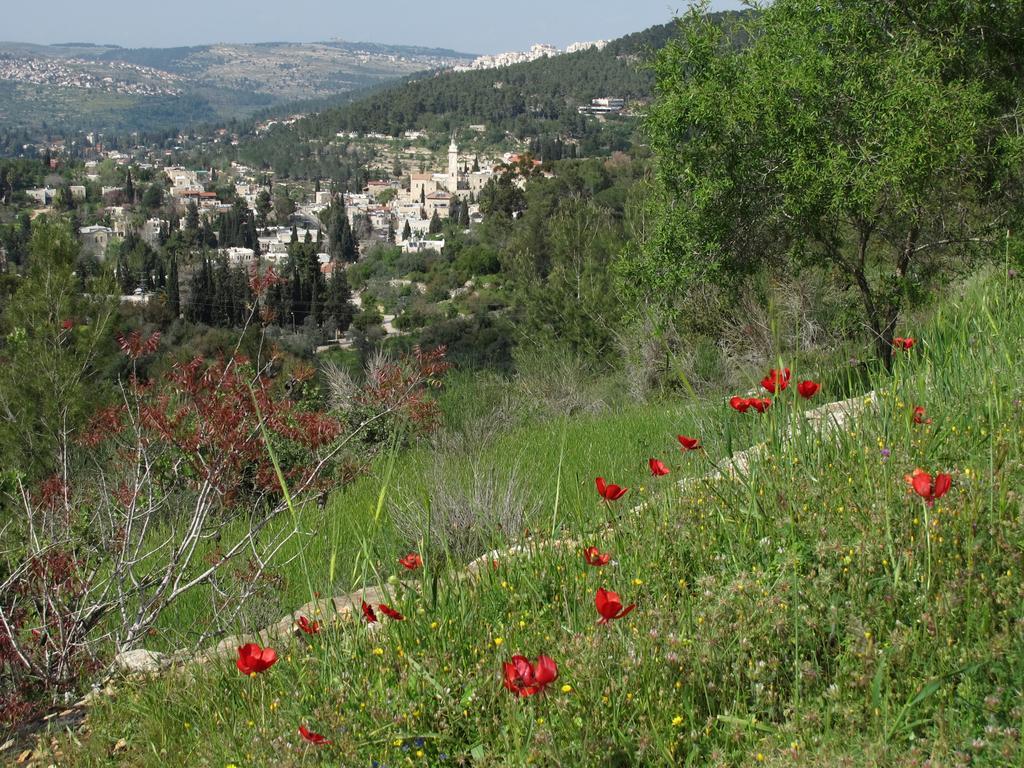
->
{"left": 114, "top": 649, "right": 170, "bottom": 675}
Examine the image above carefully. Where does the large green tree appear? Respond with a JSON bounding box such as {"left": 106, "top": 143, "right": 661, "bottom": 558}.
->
{"left": 0, "top": 217, "right": 118, "bottom": 483}
{"left": 632, "top": 0, "right": 1016, "bottom": 367}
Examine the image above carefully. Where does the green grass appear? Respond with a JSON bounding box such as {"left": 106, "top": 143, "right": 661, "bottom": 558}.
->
{"left": 47, "top": 272, "right": 1024, "bottom": 766}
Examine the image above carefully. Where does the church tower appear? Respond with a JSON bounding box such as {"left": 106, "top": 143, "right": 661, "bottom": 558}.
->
{"left": 447, "top": 134, "right": 459, "bottom": 191}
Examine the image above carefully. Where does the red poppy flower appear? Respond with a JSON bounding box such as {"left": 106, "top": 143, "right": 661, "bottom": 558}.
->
{"left": 361, "top": 600, "right": 378, "bottom": 624}
{"left": 594, "top": 587, "right": 636, "bottom": 625}
{"left": 298, "top": 724, "right": 331, "bottom": 745}
{"left": 61, "top": 319, "right": 74, "bottom": 331}
{"left": 378, "top": 603, "right": 405, "bottom": 621}
{"left": 502, "top": 654, "right": 558, "bottom": 697}
{"left": 398, "top": 552, "right": 423, "bottom": 570}
{"left": 236, "top": 643, "right": 277, "bottom": 675}
{"left": 761, "top": 368, "right": 791, "bottom": 393}
{"left": 677, "top": 435, "right": 700, "bottom": 451}
{"left": 595, "top": 477, "right": 628, "bottom": 501}
{"left": 910, "top": 470, "right": 952, "bottom": 504}
{"left": 648, "top": 458, "right": 670, "bottom": 476}
{"left": 893, "top": 337, "right": 916, "bottom": 350}
{"left": 583, "top": 546, "right": 611, "bottom": 566}
{"left": 748, "top": 397, "right": 772, "bottom": 413}
{"left": 912, "top": 406, "right": 932, "bottom": 425}
{"left": 797, "top": 380, "right": 821, "bottom": 399}
{"left": 730, "top": 396, "right": 750, "bottom": 413}
{"left": 297, "top": 616, "right": 320, "bottom": 635}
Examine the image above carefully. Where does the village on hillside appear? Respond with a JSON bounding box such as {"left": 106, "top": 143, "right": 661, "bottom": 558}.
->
{"left": 16, "top": 129, "right": 554, "bottom": 346}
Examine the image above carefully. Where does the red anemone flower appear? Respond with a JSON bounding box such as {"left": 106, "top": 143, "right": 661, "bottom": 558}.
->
{"left": 677, "top": 435, "right": 700, "bottom": 451}
{"left": 297, "top": 616, "right": 320, "bottom": 635}
{"left": 910, "top": 470, "right": 952, "bottom": 504}
{"left": 361, "top": 600, "right": 378, "bottom": 624}
{"left": 797, "top": 380, "right": 821, "bottom": 399}
{"left": 595, "top": 477, "right": 628, "bottom": 501}
{"left": 912, "top": 406, "right": 932, "bottom": 425}
{"left": 761, "top": 368, "right": 791, "bottom": 393}
{"left": 649, "top": 458, "right": 670, "bottom": 476}
{"left": 502, "top": 654, "right": 558, "bottom": 697}
{"left": 595, "top": 587, "right": 636, "bottom": 625}
{"left": 298, "top": 724, "right": 331, "bottom": 745}
{"left": 748, "top": 397, "right": 772, "bottom": 413}
{"left": 730, "top": 396, "right": 751, "bottom": 413}
{"left": 61, "top": 319, "right": 74, "bottom": 331}
{"left": 378, "top": 603, "right": 405, "bottom": 621}
{"left": 398, "top": 552, "right": 423, "bottom": 570}
{"left": 236, "top": 643, "right": 277, "bottom": 675}
{"left": 893, "top": 337, "right": 916, "bottom": 350}
{"left": 583, "top": 546, "right": 611, "bottom": 567}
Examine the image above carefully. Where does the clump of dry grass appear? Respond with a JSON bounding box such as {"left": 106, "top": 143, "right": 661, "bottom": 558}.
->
{"left": 390, "top": 458, "right": 540, "bottom": 561}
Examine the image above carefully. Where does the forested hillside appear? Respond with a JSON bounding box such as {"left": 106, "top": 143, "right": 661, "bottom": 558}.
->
{"left": 240, "top": 15, "right": 744, "bottom": 174}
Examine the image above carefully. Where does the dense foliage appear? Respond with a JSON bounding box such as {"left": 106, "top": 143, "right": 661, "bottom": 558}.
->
{"left": 630, "top": 0, "right": 1024, "bottom": 368}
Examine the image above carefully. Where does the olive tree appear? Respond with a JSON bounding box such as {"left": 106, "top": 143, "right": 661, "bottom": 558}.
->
{"left": 631, "top": 0, "right": 1013, "bottom": 368}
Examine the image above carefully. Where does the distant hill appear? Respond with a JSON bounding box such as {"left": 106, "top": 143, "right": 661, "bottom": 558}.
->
{"left": 239, "top": 14, "right": 746, "bottom": 177}
{"left": 254, "top": 21, "right": 685, "bottom": 140}
{"left": 0, "top": 40, "right": 476, "bottom": 138}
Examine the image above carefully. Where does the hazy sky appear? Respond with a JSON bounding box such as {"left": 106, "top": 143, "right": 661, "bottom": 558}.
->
{"left": 2, "top": 0, "right": 746, "bottom": 54}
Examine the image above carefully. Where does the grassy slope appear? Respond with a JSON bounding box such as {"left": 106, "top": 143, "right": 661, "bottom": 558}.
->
{"left": 50, "top": 273, "right": 1023, "bottom": 766}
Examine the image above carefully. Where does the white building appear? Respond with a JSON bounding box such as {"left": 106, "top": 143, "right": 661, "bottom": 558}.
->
{"left": 222, "top": 247, "right": 255, "bottom": 266}
{"left": 26, "top": 187, "right": 56, "bottom": 205}
{"left": 401, "top": 238, "right": 445, "bottom": 254}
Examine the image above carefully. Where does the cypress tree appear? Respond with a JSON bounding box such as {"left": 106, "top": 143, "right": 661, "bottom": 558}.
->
{"left": 167, "top": 255, "right": 180, "bottom": 316}
{"left": 325, "top": 266, "right": 354, "bottom": 334}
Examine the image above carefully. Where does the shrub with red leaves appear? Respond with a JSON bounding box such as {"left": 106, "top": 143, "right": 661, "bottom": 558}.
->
{"left": 0, "top": 548, "right": 102, "bottom": 728}
{"left": 1, "top": 344, "right": 450, "bottom": 719}
{"left": 86, "top": 354, "right": 348, "bottom": 503}
{"left": 349, "top": 346, "right": 451, "bottom": 448}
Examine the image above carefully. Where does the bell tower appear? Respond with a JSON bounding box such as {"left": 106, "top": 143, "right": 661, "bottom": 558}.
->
{"left": 447, "top": 133, "right": 459, "bottom": 191}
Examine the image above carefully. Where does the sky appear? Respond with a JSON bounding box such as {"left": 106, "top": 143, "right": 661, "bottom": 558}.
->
{"left": 2, "top": 0, "right": 746, "bottom": 54}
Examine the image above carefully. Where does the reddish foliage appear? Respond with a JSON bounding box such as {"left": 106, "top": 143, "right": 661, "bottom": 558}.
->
{"left": 249, "top": 265, "right": 283, "bottom": 297}
{"left": 110, "top": 356, "right": 350, "bottom": 501}
{"left": 79, "top": 405, "right": 125, "bottom": 448}
{"left": 0, "top": 549, "right": 98, "bottom": 727}
{"left": 116, "top": 330, "right": 161, "bottom": 360}
{"left": 356, "top": 346, "right": 451, "bottom": 438}
{"left": 34, "top": 475, "right": 67, "bottom": 512}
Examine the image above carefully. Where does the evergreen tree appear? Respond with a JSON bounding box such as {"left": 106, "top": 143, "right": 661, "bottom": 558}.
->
{"left": 255, "top": 190, "right": 272, "bottom": 229}
{"left": 124, "top": 169, "right": 135, "bottom": 205}
{"left": 116, "top": 247, "right": 134, "bottom": 294}
{"left": 341, "top": 221, "right": 358, "bottom": 262}
{"left": 185, "top": 201, "right": 199, "bottom": 232}
{"left": 402, "top": 220, "right": 412, "bottom": 241}
{"left": 428, "top": 210, "right": 443, "bottom": 235}
{"left": 324, "top": 266, "right": 354, "bottom": 334}
{"left": 167, "top": 255, "right": 180, "bottom": 317}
